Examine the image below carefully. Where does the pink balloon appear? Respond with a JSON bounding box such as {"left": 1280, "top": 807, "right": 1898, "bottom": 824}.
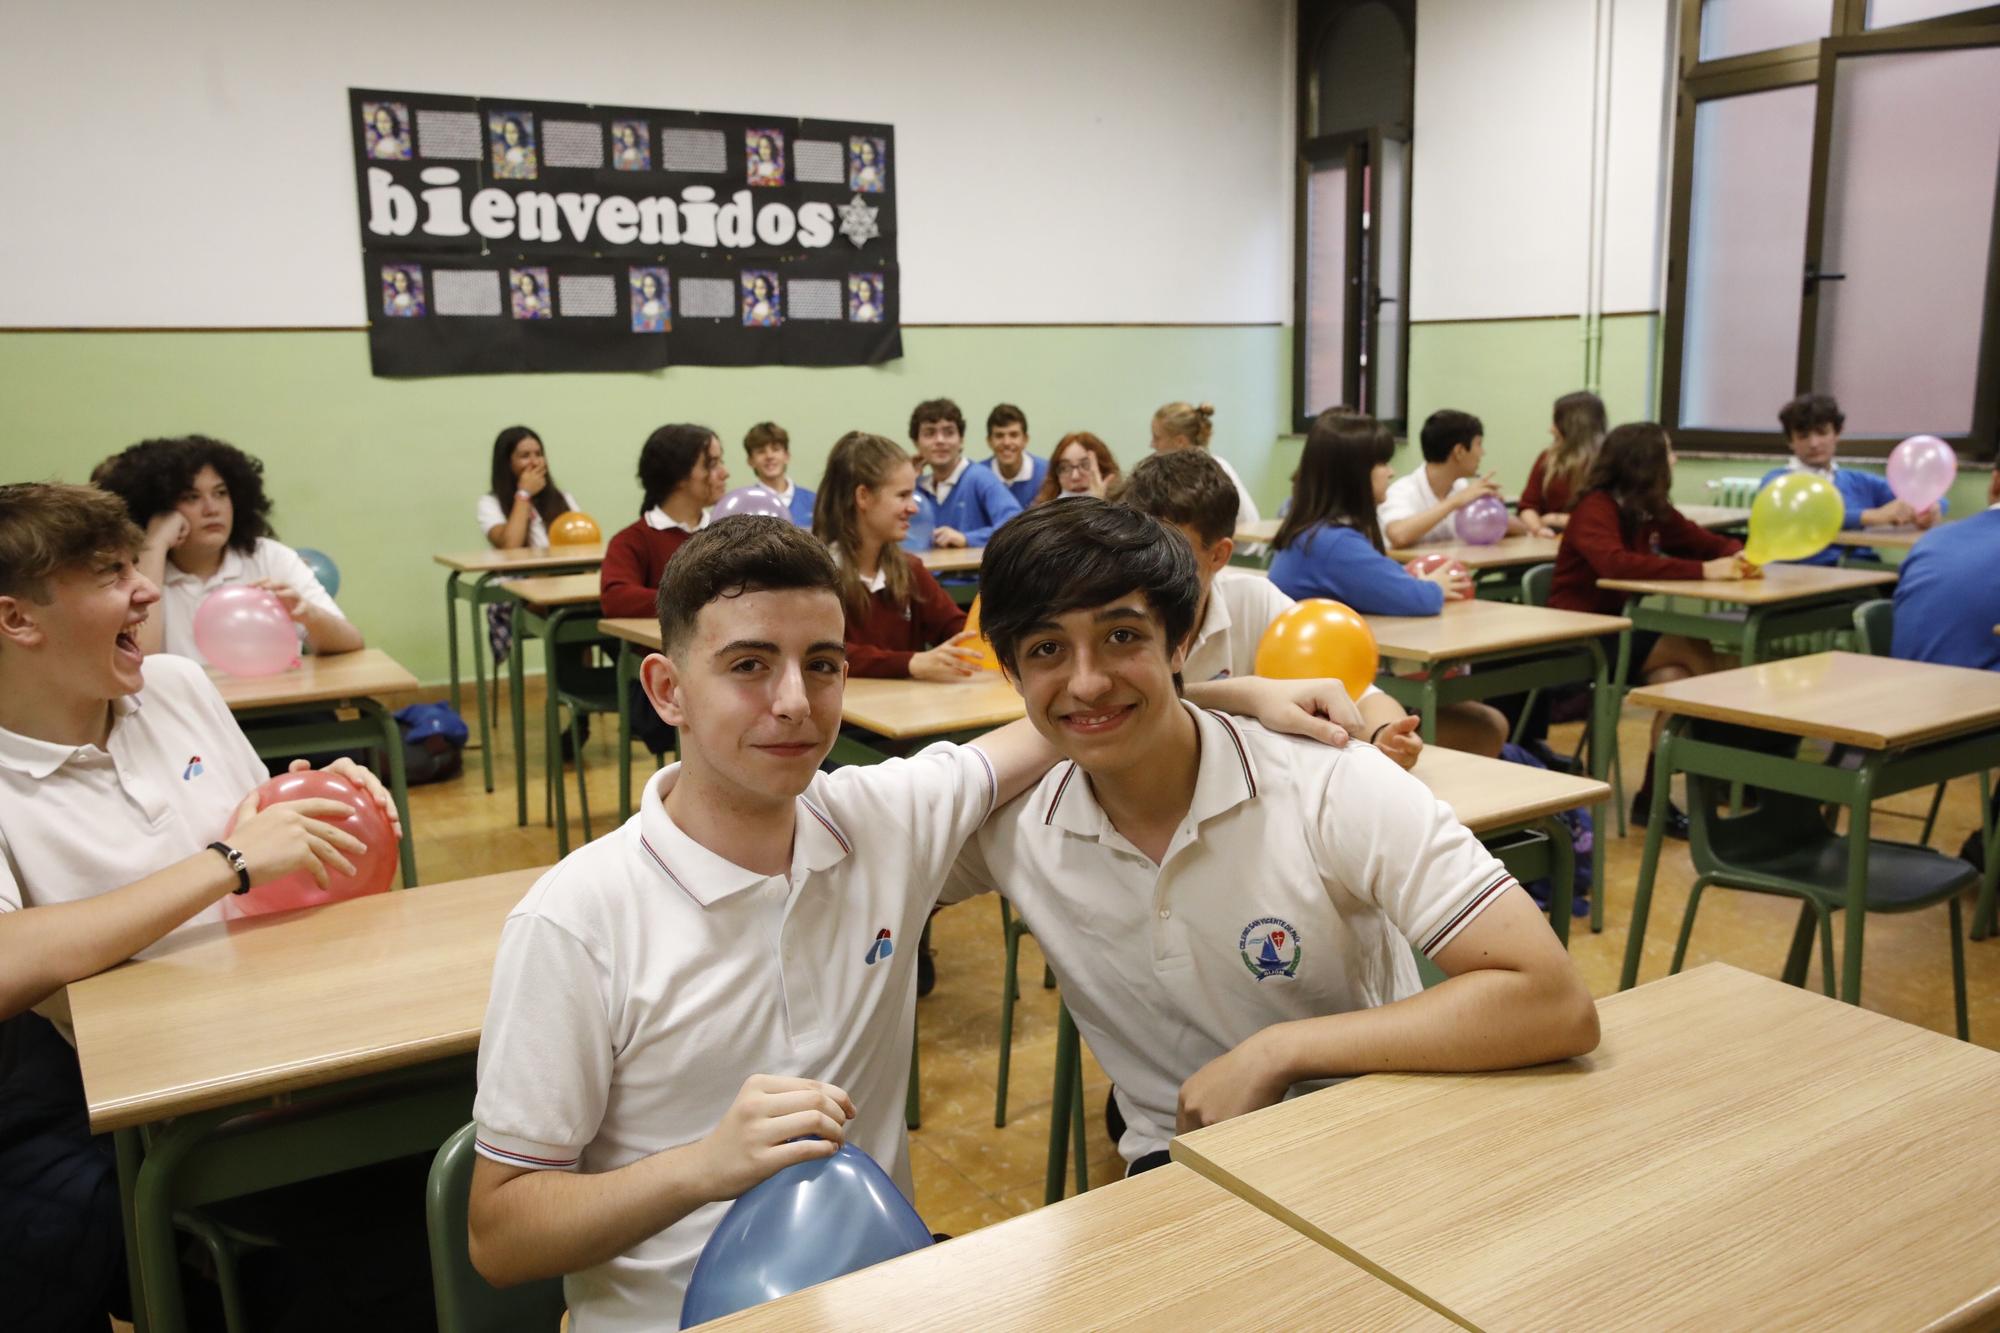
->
{"left": 1886, "top": 435, "right": 1956, "bottom": 514}
{"left": 711, "top": 487, "right": 793, "bottom": 522}
{"left": 192, "top": 586, "right": 299, "bottom": 677}
{"left": 1453, "top": 495, "right": 1509, "bottom": 546}
{"left": 222, "top": 768, "right": 399, "bottom": 918}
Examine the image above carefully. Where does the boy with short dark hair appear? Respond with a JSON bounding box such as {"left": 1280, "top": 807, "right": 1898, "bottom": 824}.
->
{"left": 1759, "top": 393, "right": 1943, "bottom": 565}
{"left": 977, "top": 403, "right": 1046, "bottom": 510}
{"left": 947, "top": 499, "right": 1598, "bottom": 1174}
{"left": 908, "top": 397, "right": 1022, "bottom": 549}
{"left": 1379, "top": 408, "right": 1522, "bottom": 548}
{"left": 742, "top": 421, "right": 814, "bottom": 527}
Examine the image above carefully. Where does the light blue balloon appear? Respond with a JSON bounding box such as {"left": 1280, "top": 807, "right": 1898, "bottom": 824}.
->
{"left": 900, "top": 506, "right": 936, "bottom": 552}
{"left": 679, "top": 1143, "right": 932, "bottom": 1327}
{"left": 295, "top": 547, "right": 340, "bottom": 598}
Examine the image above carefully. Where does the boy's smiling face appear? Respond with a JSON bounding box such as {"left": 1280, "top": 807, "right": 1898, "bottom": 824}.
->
{"left": 1003, "top": 591, "right": 1187, "bottom": 773}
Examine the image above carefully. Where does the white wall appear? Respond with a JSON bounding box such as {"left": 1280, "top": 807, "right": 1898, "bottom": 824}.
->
{"left": 1408, "top": 0, "right": 1672, "bottom": 322}
{"left": 0, "top": 0, "right": 1293, "bottom": 328}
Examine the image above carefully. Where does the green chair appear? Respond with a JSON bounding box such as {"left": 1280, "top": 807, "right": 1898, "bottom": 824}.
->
{"left": 548, "top": 645, "right": 625, "bottom": 855}
{"left": 1512, "top": 562, "right": 1625, "bottom": 834}
{"left": 990, "top": 900, "right": 1088, "bottom": 1201}
{"left": 993, "top": 898, "right": 1056, "bottom": 1127}
{"left": 427, "top": 1124, "right": 569, "bottom": 1333}
{"left": 1669, "top": 748, "right": 1972, "bottom": 1040}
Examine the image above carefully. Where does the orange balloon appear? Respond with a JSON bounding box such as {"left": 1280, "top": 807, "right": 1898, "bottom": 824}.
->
{"left": 549, "top": 511, "right": 601, "bottom": 546}
{"left": 961, "top": 595, "right": 1001, "bottom": 672}
{"left": 1253, "top": 598, "right": 1378, "bottom": 699}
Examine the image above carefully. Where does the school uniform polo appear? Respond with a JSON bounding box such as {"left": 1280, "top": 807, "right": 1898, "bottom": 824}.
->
{"left": 976, "top": 453, "right": 1047, "bottom": 510}
{"left": 157, "top": 537, "right": 348, "bottom": 665}
{"left": 1378, "top": 467, "right": 1470, "bottom": 546}
{"left": 599, "top": 507, "right": 704, "bottom": 619}
{"left": 1208, "top": 452, "right": 1263, "bottom": 528}
{"left": 944, "top": 704, "right": 1514, "bottom": 1165}
{"left": 1891, "top": 504, "right": 2000, "bottom": 670}
{"left": 472, "top": 743, "right": 999, "bottom": 1332}
{"left": 1184, "top": 568, "right": 1296, "bottom": 682}
{"left": 756, "top": 480, "right": 816, "bottom": 528}
{"left": 474, "top": 489, "right": 583, "bottom": 547}
{"left": 0, "top": 654, "right": 267, "bottom": 1037}
{"left": 915, "top": 456, "right": 1021, "bottom": 548}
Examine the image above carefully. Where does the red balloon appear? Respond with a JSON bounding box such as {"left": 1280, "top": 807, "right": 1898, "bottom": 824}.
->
{"left": 1404, "top": 553, "right": 1473, "bottom": 599}
{"left": 223, "top": 769, "right": 399, "bottom": 917}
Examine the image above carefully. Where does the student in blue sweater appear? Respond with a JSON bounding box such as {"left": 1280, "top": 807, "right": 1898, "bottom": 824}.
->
{"left": 910, "top": 397, "right": 1022, "bottom": 548}
{"left": 1758, "top": 394, "right": 1943, "bottom": 564}
{"left": 976, "top": 403, "right": 1046, "bottom": 509}
{"left": 1269, "top": 409, "right": 1507, "bottom": 756}
{"left": 742, "top": 421, "right": 814, "bottom": 526}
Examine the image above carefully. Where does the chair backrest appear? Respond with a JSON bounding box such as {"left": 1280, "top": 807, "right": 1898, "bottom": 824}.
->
{"left": 428, "top": 1123, "right": 569, "bottom": 1333}
{"left": 1852, "top": 599, "right": 1894, "bottom": 657}
{"left": 1520, "top": 562, "right": 1555, "bottom": 608}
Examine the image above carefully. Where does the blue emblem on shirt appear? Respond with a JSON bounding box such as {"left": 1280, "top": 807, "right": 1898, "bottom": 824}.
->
{"left": 864, "top": 927, "right": 894, "bottom": 965}
{"left": 182, "top": 755, "right": 203, "bottom": 781}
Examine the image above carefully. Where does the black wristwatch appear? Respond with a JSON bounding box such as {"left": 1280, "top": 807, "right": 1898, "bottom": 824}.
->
{"left": 209, "top": 841, "right": 251, "bottom": 894}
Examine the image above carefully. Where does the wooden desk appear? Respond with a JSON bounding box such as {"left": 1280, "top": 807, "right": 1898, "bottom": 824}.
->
{"left": 1410, "top": 745, "right": 1609, "bottom": 837}
{"left": 436, "top": 545, "right": 606, "bottom": 794}
{"left": 1598, "top": 562, "right": 1896, "bottom": 666}
{"left": 1385, "top": 533, "right": 1559, "bottom": 569}
{"left": 214, "top": 648, "right": 422, "bottom": 888}
{"left": 503, "top": 575, "right": 607, "bottom": 844}
{"left": 839, "top": 675, "right": 1024, "bottom": 739}
{"left": 913, "top": 544, "right": 985, "bottom": 574}
{"left": 70, "top": 868, "right": 543, "bottom": 1331}
{"left": 705, "top": 1163, "right": 1450, "bottom": 1331}
{"left": 1173, "top": 963, "right": 2000, "bottom": 1333}
{"left": 1366, "top": 599, "right": 1628, "bottom": 663}
{"left": 1235, "top": 517, "right": 1281, "bottom": 545}
{"left": 1678, "top": 502, "right": 1749, "bottom": 530}
{"left": 1621, "top": 652, "right": 2000, "bottom": 994}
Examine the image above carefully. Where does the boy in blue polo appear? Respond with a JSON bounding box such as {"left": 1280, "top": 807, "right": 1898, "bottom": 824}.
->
{"left": 910, "top": 398, "right": 1021, "bottom": 549}
{"left": 977, "top": 403, "right": 1046, "bottom": 509}
{"left": 1759, "top": 394, "right": 1944, "bottom": 564}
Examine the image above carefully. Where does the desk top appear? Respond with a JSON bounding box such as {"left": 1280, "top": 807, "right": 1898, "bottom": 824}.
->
{"left": 1173, "top": 963, "right": 2000, "bottom": 1333}
{"left": 211, "top": 648, "right": 420, "bottom": 711}
{"left": 1627, "top": 650, "right": 2000, "bottom": 750}
{"left": 914, "top": 545, "right": 985, "bottom": 573}
{"left": 704, "top": 1162, "right": 1451, "bottom": 1332}
{"left": 598, "top": 617, "right": 659, "bottom": 649}
{"left": 1824, "top": 523, "right": 1936, "bottom": 550}
{"left": 1677, "top": 503, "right": 1748, "bottom": 530}
{"left": 68, "top": 869, "right": 543, "bottom": 1132}
{"left": 1235, "top": 518, "right": 1282, "bottom": 545}
{"left": 1367, "top": 598, "right": 1629, "bottom": 663}
{"left": 1385, "top": 534, "right": 1560, "bottom": 569}
{"left": 504, "top": 572, "right": 604, "bottom": 608}
{"left": 840, "top": 674, "right": 1024, "bottom": 738}
{"left": 433, "top": 544, "right": 606, "bottom": 573}
{"left": 1597, "top": 561, "right": 1894, "bottom": 604}
{"left": 1409, "top": 746, "right": 1610, "bottom": 833}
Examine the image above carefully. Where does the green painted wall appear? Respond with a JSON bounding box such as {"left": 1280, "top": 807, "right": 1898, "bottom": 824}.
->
{"left": 3, "top": 326, "right": 1289, "bottom": 685}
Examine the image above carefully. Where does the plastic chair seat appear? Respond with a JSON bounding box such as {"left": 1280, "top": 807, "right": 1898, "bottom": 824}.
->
{"left": 1702, "top": 820, "right": 1977, "bottom": 913}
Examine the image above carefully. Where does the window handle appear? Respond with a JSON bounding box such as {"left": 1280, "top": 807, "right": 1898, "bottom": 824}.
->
{"left": 1804, "top": 262, "right": 1847, "bottom": 295}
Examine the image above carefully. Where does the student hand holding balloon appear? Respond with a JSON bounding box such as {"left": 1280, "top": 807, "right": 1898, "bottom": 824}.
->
{"left": 293, "top": 755, "right": 401, "bottom": 837}
{"left": 910, "top": 632, "right": 983, "bottom": 681}
{"left": 251, "top": 578, "right": 308, "bottom": 621}
{"left": 1418, "top": 563, "right": 1475, "bottom": 601}
{"left": 225, "top": 786, "right": 368, "bottom": 890}
{"left": 1702, "top": 555, "right": 1753, "bottom": 581}
{"left": 692, "top": 1076, "right": 858, "bottom": 1202}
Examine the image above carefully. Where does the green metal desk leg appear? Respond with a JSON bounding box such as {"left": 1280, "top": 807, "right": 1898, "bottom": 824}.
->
{"left": 1620, "top": 721, "right": 1682, "bottom": 990}
{"left": 1044, "top": 1003, "right": 1080, "bottom": 1205}
{"left": 469, "top": 573, "right": 498, "bottom": 793}
{"left": 1585, "top": 637, "right": 1616, "bottom": 932}
{"left": 546, "top": 609, "right": 576, "bottom": 852}
{"left": 444, "top": 571, "right": 462, "bottom": 715}
{"left": 1840, "top": 759, "right": 1877, "bottom": 1005}
{"left": 1535, "top": 815, "right": 1575, "bottom": 949}
{"left": 116, "top": 1128, "right": 150, "bottom": 1333}
{"left": 510, "top": 602, "right": 529, "bottom": 827}
{"left": 617, "top": 642, "right": 637, "bottom": 823}
{"left": 1416, "top": 672, "right": 1440, "bottom": 745}
{"left": 1974, "top": 770, "right": 1998, "bottom": 940}
{"left": 358, "top": 698, "right": 418, "bottom": 887}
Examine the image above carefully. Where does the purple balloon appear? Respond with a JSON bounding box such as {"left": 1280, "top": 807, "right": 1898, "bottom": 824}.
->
{"left": 1886, "top": 435, "right": 1956, "bottom": 514}
{"left": 1453, "top": 494, "right": 1509, "bottom": 546}
{"left": 711, "top": 486, "right": 793, "bottom": 522}
{"left": 192, "top": 586, "right": 299, "bottom": 677}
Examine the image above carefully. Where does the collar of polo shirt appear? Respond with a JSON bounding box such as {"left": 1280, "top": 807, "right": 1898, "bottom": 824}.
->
{"left": 162, "top": 546, "right": 247, "bottom": 589}
{"left": 1040, "top": 702, "right": 1259, "bottom": 843}
{"left": 636, "top": 763, "right": 854, "bottom": 906}
{"left": 0, "top": 692, "right": 143, "bottom": 779}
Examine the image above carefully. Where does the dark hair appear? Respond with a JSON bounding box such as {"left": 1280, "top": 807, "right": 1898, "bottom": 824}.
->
{"left": 1546, "top": 391, "right": 1607, "bottom": 497}
{"left": 655, "top": 515, "right": 840, "bottom": 658}
{"left": 1274, "top": 410, "right": 1395, "bottom": 554}
{"left": 813, "top": 431, "right": 915, "bottom": 621}
{"left": 1118, "top": 448, "right": 1239, "bottom": 545}
{"left": 1418, "top": 409, "right": 1484, "bottom": 465}
{"left": 489, "top": 426, "right": 569, "bottom": 532}
{"left": 986, "top": 403, "right": 1027, "bottom": 437}
{"left": 1583, "top": 422, "right": 1675, "bottom": 527}
{"left": 908, "top": 398, "right": 966, "bottom": 443}
{"left": 1778, "top": 393, "right": 1844, "bottom": 439}
{"left": 1032, "top": 432, "right": 1121, "bottom": 505}
{"left": 636, "top": 424, "right": 718, "bottom": 518}
{"left": 0, "top": 482, "right": 144, "bottom": 607}
{"left": 743, "top": 421, "right": 790, "bottom": 456}
{"left": 978, "top": 498, "right": 1200, "bottom": 678}
{"left": 95, "top": 435, "right": 276, "bottom": 554}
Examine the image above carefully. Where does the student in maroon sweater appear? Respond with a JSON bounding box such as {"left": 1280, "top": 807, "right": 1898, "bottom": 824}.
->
{"left": 813, "top": 430, "right": 981, "bottom": 679}
{"left": 600, "top": 424, "right": 729, "bottom": 619}
{"left": 1517, "top": 390, "right": 1605, "bottom": 538}
{"left": 1551, "top": 421, "right": 1752, "bottom": 835}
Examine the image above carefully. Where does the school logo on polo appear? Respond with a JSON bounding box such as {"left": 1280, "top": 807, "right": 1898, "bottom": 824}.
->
{"left": 863, "top": 927, "right": 894, "bottom": 965}
{"left": 182, "top": 755, "right": 203, "bottom": 781}
{"left": 1239, "top": 916, "right": 1301, "bottom": 981}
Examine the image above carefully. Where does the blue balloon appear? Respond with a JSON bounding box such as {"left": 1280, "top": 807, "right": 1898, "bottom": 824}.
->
{"left": 295, "top": 547, "right": 340, "bottom": 598}
{"left": 679, "top": 1143, "right": 932, "bottom": 1327}
{"left": 900, "top": 507, "right": 935, "bottom": 552}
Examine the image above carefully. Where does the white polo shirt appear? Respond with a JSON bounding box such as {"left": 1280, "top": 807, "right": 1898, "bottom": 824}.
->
{"left": 158, "top": 537, "right": 349, "bottom": 665}
{"left": 1378, "top": 467, "right": 1469, "bottom": 545}
{"left": 472, "top": 742, "right": 998, "bottom": 1333}
{"left": 916, "top": 455, "right": 970, "bottom": 507}
{"left": 944, "top": 704, "right": 1513, "bottom": 1165}
{"left": 1208, "top": 452, "right": 1262, "bottom": 528}
{"left": 0, "top": 653, "right": 268, "bottom": 1037}
{"left": 1184, "top": 568, "right": 1297, "bottom": 682}
{"left": 474, "top": 489, "right": 582, "bottom": 548}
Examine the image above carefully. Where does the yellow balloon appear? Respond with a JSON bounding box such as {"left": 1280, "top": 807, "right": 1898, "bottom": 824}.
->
{"left": 1254, "top": 599, "right": 1379, "bottom": 700}
{"left": 961, "top": 595, "right": 1001, "bottom": 672}
{"left": 1743, "top": 473, "right": 1842, "bottom": 565}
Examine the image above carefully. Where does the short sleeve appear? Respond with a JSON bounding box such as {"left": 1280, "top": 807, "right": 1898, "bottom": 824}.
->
{"left": 476, "top": 493, "right": 507, "bottom": 537}
{"left": 473, "top": 910, "right": 615, "bottom": 1171}
{"left": 820, "top": 742, "right": 998, "bottom": 891}
{"left": 1375, "top": 477, "right": 1421, "bottom": 527}
{"left": 261, "top": 540, "right": 346, "bottom": 624}
{"left": 938, "top": 826, "right": 1001, "bottom": 907}
{"left": 1309, "top": 746, "right": 1515, "bottom": 958}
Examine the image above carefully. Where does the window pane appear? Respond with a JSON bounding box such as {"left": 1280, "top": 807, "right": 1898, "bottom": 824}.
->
{"left": 1868, "top": 0, "right": 1992, "bottom": 27}
{"left": 1373, "top": 139, "right": 1408, "bottom": 423}
{"left": 1304, "top": 161, "right": 1349, "bottom": 417}
{"left": 1813, "top": 46, "right": 2000, "bottom": 436}
{"left": 1680, "top": 86, "right": 1817, "bottom": 430}
{"left": 1699, "top": 0, "right": 1830, "bottom": 62}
